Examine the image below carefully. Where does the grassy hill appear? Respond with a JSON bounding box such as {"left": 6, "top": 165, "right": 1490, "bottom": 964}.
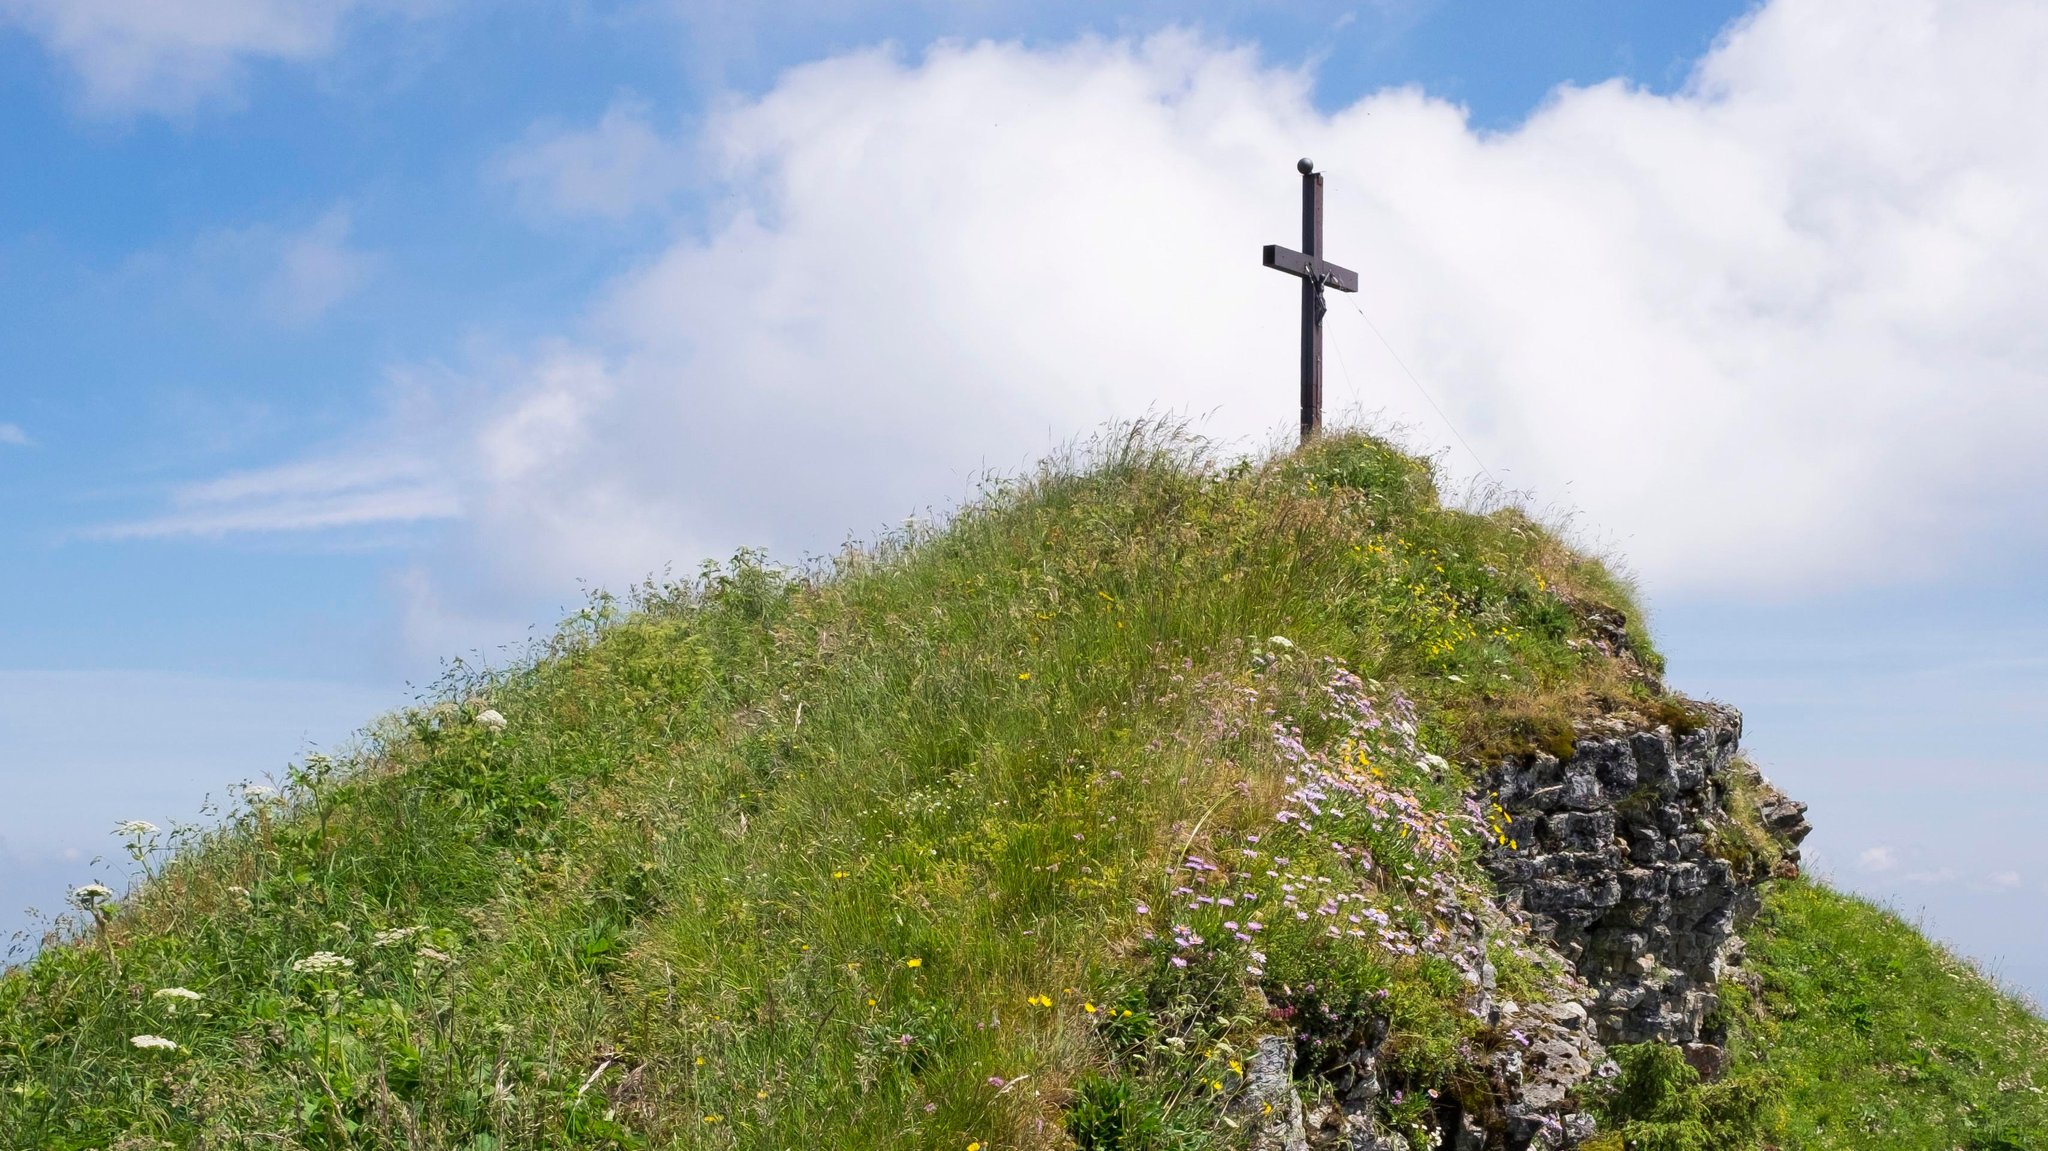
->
{"left": 2, "top": 427, "right": 2041, "bottom": 1150}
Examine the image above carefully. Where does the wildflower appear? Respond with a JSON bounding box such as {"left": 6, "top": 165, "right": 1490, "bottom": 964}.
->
{"left": 969, "top": 1143, "right": 983, "bottom": 1151}
{"left": 69, "top": 883, "right": 114, "bottom": 910}
{"left": 475, "top": 708, "right": 507, "bottom": 732}
{"left": 152, "top": 987, "right": 203, "bottom": 1003}
{"left": 1083, "top": 1002, "right": 1097, "bottom": 1014}
{"left": 115, "top": 820, "right": 159, "bottom": 837}
{"left": 1267, "top": 636, "right": 1294, "bottom": 649}
{"left": 291, "top": 951, "right": 355, "bottom": 976}
{"left": 417, "top": 946, "right": 453, "bottom": 964}
{"left": 1134, "top": 903, "right": 1149, "bottom": 915}
{"left": 904, "top": 957, "right": 922, "bottom": 968}
{"left": 130, "top": 1034, "right": 178, "bottom": 1051}
{"left": 372, "top": 925, "right": 427, "bottom": 947}
{"left": 1017, "top": 672, "right": 1031, "bottom": 681}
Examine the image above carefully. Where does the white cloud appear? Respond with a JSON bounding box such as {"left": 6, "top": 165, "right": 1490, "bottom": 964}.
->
{"left": 269, "top": 209, "right": 379, "bottom": 323}
{"left": 495, "top": 98, "right": 695, "bottom": 222}
{"left": 1858, "top": 845, "right": 1896, "bottom": 872}
{"left": 1989, "top": 870, "right": 2022, "bottom": 889}
{"left": 0, "top": 0, "right": 359, "bottom": 114}
{"left": 92, "top": 454, "right": 457, "bottom": 540}
{"left": 159, "top": 0, "right": 2048, "bottom": 633}
{"left": 175, "top": 207, "right": 380, "bottom": 324}
{"left": 0, "top": 423, "right": 28, "bottom": 447}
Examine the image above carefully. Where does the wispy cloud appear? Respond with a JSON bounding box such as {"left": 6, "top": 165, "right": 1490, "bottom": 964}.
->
{"left": 1857, "top": 846, "right": 1897, "bottom": 873}
{"left": 177, "top": 207, "right": 380, "bottom": 324}
{"left": 0, "top": 0, "right": 360, "bottom": 115}
{"left": 90, "top": 455, "right": 458, "bottom": 540}
{"left": 0, "top": 423, "right": 28, "bottom": 447}
{"left": 495, "top": 97, "right": 694, "bottom": 222}
{"left": 269, "top": 209, "right": 379, "bottom": 323}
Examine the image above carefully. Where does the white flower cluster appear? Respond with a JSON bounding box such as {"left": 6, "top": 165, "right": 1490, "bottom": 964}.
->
{"left": 129, "top": 1034, "right": 178, "bottom": 1051}
{"left": 68, "top": 883, "right": 114, "bottom": 909}
{"left": 115, "top": 820, "right": 159, "bottom": 837}
{"left": 474, "top": 708, "right": 508, "bottom": 732}
{"left": 290, "top": 951, "right": 355, "bottom": 976}
{"left": 371, "top": 925, "right": 427, "bottom": 947}
{"left": 152, "top": 987, "right": 203, "bottom": 1002}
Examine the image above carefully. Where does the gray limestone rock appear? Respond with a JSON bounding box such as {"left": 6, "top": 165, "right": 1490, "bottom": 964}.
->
{"left": 1479, "top": 701, "right": 1802, "bottom": 1050}
{"left": 1237, "top": 1035, "right": 1309, "bottom": 1151}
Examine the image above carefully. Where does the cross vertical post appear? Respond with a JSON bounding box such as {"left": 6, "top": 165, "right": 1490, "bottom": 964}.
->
{"left": 1300, "top": 160, "right": 1322, "bottom": 443}
{"left": 1263, "top": 158, "right": 1358, "bottom": 444}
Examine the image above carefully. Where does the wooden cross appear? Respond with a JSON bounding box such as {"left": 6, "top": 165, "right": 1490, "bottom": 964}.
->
{"left": 1263, "top": 158, "right": 1358, "bottom": 443}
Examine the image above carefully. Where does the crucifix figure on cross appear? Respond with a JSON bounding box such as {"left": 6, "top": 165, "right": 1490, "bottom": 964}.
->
{"left": 1263, "top": 157, "right": 1359, "bottom": 443}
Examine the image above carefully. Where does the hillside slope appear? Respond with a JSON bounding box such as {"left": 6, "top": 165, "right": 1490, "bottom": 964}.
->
{"left": 2, "top": 428, "right": 2041, "bottom": 1150}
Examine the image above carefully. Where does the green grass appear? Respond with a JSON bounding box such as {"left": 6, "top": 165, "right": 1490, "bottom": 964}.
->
{"left": 1723, "top": 879, "right": 2048, "bottom": 1150}
{"left": 0, "top": 424, "right": 2041, "bottom": 1150}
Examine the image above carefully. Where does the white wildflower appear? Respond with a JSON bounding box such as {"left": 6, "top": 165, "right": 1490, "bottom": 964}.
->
{"left": 115, "top": 820, "right": 159, "bottom": 836}
{"left": 417, "top": 946, "right": 453, "bottom": 964}
{"left": 291, "top": 951, "right": 355, "bottom": 976}
{"left": 152, "top": 987, "right": 203, "bottom": 1002}
{"left": 474, "top": 708, "right": 507, "bottom": 732}
{"left": 371, "top": 926, "right": 426, "bottom": 947}
{"left": 69, "top": 883, "right": 114, "bottom": 909}
{"left": 130, "top": 1034, "right": 178, "bottom": 1051}
{"left": 1267, "top": 636, "right": 1294, "bottom": 649}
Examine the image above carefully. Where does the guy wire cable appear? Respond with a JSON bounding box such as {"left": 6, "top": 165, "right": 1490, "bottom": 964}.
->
{"left": 1345, "top": 298, "right": 1496, "bottom": 485}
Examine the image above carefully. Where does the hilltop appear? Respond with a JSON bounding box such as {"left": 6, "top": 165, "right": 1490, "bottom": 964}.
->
{"left": 3, "top": 428, "right": 2043, "bottom": 1150}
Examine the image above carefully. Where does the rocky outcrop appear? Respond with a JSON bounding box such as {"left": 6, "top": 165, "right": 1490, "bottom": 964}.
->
{"left": 1480, "top": 703, "right": 1808, "bottom": 1054}
{"left": 1230, "top": 701, "right": 1809, "bottom": 1150}
{"left": 1281, "top": 892, "right": 1612, "bottom": 1150}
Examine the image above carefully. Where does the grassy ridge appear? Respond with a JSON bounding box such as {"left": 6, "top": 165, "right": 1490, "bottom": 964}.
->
{"left": 5, "top": 428, "right": 1654, "bottom": 1148}
{"left": 1725, "top": 880, "right": 2048, "bottom": 1149}
{"left": 2, "top": 426, "right": 2042, "bottom": 1150}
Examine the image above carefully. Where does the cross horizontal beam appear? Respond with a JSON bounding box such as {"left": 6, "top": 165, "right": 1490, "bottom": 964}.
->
{"left": 1262, "top": 244, "right": 1358, "bottom": 293}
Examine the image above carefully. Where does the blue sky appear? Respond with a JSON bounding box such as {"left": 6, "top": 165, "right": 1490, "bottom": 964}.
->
{"left": 4, "top": 0, "right": 2046, "bottom": 1001}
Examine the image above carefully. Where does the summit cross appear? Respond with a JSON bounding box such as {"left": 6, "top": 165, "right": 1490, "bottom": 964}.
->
{"left": 1262, "top": 157, "right": 1359, "bottom": 443}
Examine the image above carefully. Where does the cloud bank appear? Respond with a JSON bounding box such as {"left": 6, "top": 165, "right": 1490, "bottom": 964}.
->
{"left": 132, "top": 0, "right": 2048, "bottom": 636}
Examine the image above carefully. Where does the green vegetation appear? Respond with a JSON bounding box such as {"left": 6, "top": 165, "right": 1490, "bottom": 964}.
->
{"left": 1724, "top": 879, "right": 2048, "bottom": 1150}
{"left": 0, "top": 424, "right": 2041, "bottom": 1150}
{"left": 1585, "top": 1043, "right": 1775, "bottom": 1151}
